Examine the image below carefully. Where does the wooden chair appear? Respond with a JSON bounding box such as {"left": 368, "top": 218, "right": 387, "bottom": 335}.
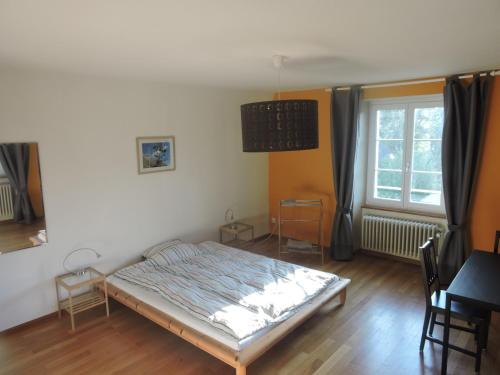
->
{"left": 419, "top": 238, "right": 488, "bottom": 372}
{"left": 494, "top": 230, "right": 500, "bottom": 254}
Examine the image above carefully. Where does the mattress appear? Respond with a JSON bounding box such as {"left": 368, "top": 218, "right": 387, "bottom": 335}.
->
{"left": 112, "top": 241, "right": 344, "bottom": 341}
{"left": 107, "top": 273, "right": 350, "bottom": 355}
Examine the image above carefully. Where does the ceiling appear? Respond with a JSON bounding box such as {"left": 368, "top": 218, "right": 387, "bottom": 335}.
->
{"left": 1, "top": 0, "right": 499, "bottom": 90}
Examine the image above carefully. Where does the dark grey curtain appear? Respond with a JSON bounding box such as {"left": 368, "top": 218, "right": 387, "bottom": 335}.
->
{"left": 0, "top": 143, "right": 35, "bottom": 224}
{"left": 330, "top": 87, "right": 361, "bottom": 260}
{"left": 438, "top": 75, "right": 492, "bottom": 283}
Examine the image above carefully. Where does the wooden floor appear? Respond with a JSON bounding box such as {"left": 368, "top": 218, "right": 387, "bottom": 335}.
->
{"left": 1, "top": 238, "right": 499, "bottom": 374}
{"left": 0, "top": 217, "right": 45, "bottom": 253}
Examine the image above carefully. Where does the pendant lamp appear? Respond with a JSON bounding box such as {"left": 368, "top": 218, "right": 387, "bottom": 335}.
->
{"left": 241, "top": 56, "right": 318, "bottom": 152}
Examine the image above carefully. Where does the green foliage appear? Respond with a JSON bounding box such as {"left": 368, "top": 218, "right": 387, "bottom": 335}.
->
{"left": 411, "top": 172, "right": 442, "bottom": 191}
{"left": 410, "top": 191, "right": 441, "bottom": 205}
{"left": 377, "top": 170, "right": 402, "bottom": 188}
{"left": 376, "top": 188, "right": 401, "bottom": 200}
{"left": 377, "top": 140, "right": 403, "bottom": 169}
{"left": 414, "top": 107, "right": 444, "bottom": 139}
{"left": 374, "top": 105, "right": 444, "bottom": 206}
{"left": 377, "top": 109, "right": 405, "bottom": 139}
{"left": 412, "top": 140, "right": 441, "bottom": 172}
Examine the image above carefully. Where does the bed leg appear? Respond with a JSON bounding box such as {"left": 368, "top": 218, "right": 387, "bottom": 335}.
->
{"left": 339, "top": 288, "right": 347, "bottom": 305}
{"left": 235, "top": 364, "right": 246, "bottom": 375}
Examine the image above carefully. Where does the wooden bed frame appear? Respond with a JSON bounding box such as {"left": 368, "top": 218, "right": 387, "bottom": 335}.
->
{"left": 106, "top": 282, "right": 347, "bottom": 375}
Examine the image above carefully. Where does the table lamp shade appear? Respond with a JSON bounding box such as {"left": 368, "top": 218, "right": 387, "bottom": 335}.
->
{"left": 241, "top": 99, "right": 319, "bottom": 152}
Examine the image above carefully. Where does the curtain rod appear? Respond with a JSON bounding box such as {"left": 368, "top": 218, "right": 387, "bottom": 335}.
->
{"left": 325, "top": 70, "right": 500, "bottom": 92}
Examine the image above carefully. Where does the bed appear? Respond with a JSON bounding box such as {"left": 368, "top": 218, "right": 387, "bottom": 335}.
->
{"left": 106, "top": 240, "right": 350, "bottom": 375}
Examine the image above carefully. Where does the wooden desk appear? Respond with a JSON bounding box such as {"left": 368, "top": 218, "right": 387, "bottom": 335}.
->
{"left": 441, "top": 251, "right": 500, "bottom": 374}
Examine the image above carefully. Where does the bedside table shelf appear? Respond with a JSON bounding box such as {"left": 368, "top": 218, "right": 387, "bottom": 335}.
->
{"left": 59, "top": 290, "right": 106, "bottom": 315}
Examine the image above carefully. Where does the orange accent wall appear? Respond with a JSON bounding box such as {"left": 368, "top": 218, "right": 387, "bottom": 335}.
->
{"left": 268, "top": 89, "right": 334, "bottom": 245}
{"left": 362, "top": 81, "right": 444, "bottom": 99}
{"left": 269, "top": 77, "right": 500, "bottom": 251}
{"left": 470, "top": 77, "right": 500, "bottom": 252}
{"left": 28, "top": 143, "right": 44, "bottom": 218}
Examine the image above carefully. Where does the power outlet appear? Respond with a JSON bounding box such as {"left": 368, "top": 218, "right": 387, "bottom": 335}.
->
{"left": 271, "top": 217, "right": 276, "bottom": 224}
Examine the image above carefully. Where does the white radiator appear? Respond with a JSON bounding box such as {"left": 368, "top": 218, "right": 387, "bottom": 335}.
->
{"left": 361, "top": 210, "right": 444, "bottom": 261}
{"left": 0, "top": 182, "right": 14, "bottom": 221}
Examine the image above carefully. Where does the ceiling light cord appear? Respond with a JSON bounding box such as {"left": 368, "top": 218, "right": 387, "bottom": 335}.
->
{"left": 278, "top": 64, "right": 281, "bottom": 101}
{"left": 273, "top": 55, "right": 285, "bottom": 101}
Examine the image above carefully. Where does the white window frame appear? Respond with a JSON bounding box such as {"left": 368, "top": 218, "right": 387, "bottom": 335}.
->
{"left": 366, "top": 94, "right": 445, "bottom": 215}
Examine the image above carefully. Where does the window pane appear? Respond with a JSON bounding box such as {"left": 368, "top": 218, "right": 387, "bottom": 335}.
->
{"left": 373, "top": 107, "right": 404, "bottom": 203}
{"left": 377, "top": 109, "right": 405, "bottom": 139}
{"left": 412, "top": 140, "right": 441, "bottom": 172}
{"left": 377, "top": 140, "right": 403, "bottom": 169}
{"left": 414, "top": 107, "right": 444, "bottom": 139}
{"left": 411, "top": 172, "right": 442, "bottom": 191}
{"left": 369, "top": 100, "right": 444, "bottom": 210}
{"left": 375, "top": 170, "right": 402, "bottom": 201}
{"left": 411, "top": 191, "right": 441, "bottom": 205}
{"left": 410, "top": 172, "right": 442, "bottom": 205}
{"left": 377, "top": 170, "right": 403, "bottom": 188}
{"left": 376, "top": 187, "right": 401, "bottom": 201}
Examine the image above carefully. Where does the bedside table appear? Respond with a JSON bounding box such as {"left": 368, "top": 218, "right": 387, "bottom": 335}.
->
{"left": 55, "top": 267, "right": 109, "bottom": 331}
{"left": 219, "top": 222, "right": 254, "bottom": 244}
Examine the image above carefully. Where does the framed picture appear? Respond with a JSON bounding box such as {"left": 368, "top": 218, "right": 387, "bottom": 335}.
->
{"left": 136, "top": 136, "right": 175, "bottom": 174}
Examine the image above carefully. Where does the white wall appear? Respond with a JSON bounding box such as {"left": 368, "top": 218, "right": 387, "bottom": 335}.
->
{"left": 0, "top": 68, "right": 270, "bottom": 331}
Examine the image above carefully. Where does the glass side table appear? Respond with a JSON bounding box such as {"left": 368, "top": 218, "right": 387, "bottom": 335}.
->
{"left": 55, "top": 267, "right": 109, "bottom": 331}
{"left": 219, "top": 222, "right": 254, "bottom": 244}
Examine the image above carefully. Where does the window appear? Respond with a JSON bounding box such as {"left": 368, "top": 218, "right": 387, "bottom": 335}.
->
{"left": 366, "top": 95, "right": 444, "bottom": 214}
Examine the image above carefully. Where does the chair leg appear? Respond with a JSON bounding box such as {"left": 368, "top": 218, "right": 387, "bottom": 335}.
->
{"left": 420, "top": 307, "right": 431, "bottom": 352}
{"left": 483, "top": 313, "right": 491, "bottom": 351}
{"left": 475, "top": 324, "right": 483, "bottom": 373}
{"left": 429, "top": 312, "right": 437, "bottom": 336}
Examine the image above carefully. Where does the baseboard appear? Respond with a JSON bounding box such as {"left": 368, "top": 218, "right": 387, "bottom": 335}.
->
{"left": 358, "top": 248, "right": 420, "bottom": 265}
{"left": 1, "top": 311, "right": 58, "bottom": 334}
{"left": 252, "top": 232, "right": 272, "bottom": 242}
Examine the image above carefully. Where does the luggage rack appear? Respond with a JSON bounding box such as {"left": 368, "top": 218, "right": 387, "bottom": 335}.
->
{"left": 278, "top": 199, "right": 324, "bottom": 264}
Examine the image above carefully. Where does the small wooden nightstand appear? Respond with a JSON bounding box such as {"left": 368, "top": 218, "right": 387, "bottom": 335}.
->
{"left": 219, "top": 222, "right": 254, "bottom": 244}
{"left": 55, "top": 267, "right": 109, "bottom": 331}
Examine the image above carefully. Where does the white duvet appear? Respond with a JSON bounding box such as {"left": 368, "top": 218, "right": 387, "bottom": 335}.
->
{"left": 113, "top": 241, "right": 343, "bottom": 340}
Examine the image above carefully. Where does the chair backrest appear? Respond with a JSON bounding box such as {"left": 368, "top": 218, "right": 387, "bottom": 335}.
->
{"left": 419, "top": 238, "right": 440, "bottom": 305}
{"left": 494, "top": 230, "right": 500, "bottom": 254}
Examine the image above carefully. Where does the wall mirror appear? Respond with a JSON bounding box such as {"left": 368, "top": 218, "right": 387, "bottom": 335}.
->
{"left": 0, "top": 143, "right": 46, "bottom": 254}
